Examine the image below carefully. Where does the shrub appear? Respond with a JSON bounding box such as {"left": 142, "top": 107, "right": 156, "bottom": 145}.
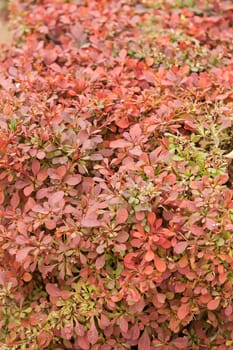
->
{"left": 0, "top": 0, "right": 233, "bottom": 349}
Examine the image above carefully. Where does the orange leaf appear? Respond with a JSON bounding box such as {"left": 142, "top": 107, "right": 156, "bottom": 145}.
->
{"left": 23, "top": 272, "right": 32, "bottom": 282}
{"left": 143, "top": 265, "right": 153, "bottom": 275}
{"left": 177, "top": 303, "right": 189, "bottom": 320}
{"left": 0, "top": 191, "right": 4, "bottom": 205}
{"left": 148, "top": 212, "right": 156, "bottom": 226}
{"left": 154, "top": 255, "right": 166, "bottom": 272}
{"left": 37, "top": 330, "right": 52, "bottom": 349}
{"left": 144, "top": 250, "right": 154, "bottom": 262}
{"left": 115, "top": 118, "right": 130, "bottom": 129}
{"left": 207, "top": 298, "right": 220, "bottom": 311}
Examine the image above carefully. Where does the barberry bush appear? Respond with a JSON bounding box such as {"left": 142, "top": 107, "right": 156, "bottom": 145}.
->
{"left": 0, "top": 0, "right": 233, "bottom": 349}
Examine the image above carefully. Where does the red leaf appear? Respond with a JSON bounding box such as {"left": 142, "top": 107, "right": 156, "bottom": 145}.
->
{"left": 138, "top": 329, "right": 150, "bottom": 350}
{"left": 0, "top": 191, "right": 4, "bottom": 204}
{"left": 190, "top": 224, "right": 205, "bottom": 236}
{"left": 124, "top": 252, "right": 138, "bottom": 269}
{"left": 109, "top": 139, "right": 132, "bottom": 148}
{"left": 148, "top": 212, "right": 156, "bottom": 226}
{"left": 154, "top": 255, "right": 166, "bottom": 273}
{"left": 115, "top": 231, "right": 129, "bottom": 243}
{"left": 115, "top": 118, "right": 130, "bottom": 129}
{"left": 172, "top": 337, "right": 189, "bottom": 349}
{"left": 116, "top": 207, "right": 128, "bottom": 225}
{"left": 87, "top": 320, "right": 98, "bottom": 345}
{"left": 177, "top": 303, "right": 189, "bottom": 320}
{"left": 60, "top": 290, "right": 72, "bottom": 300}
{"left": 207, "top": 298, "right": 220, "bottom": 311}
{"left": 37, "top": 330, "right": 52, "bottom": 349}
{"left": 174, "top": 241, "right": 188, "bottom": 254}
{"left": 45, "top": 283, "right": 61, "bottom": 298}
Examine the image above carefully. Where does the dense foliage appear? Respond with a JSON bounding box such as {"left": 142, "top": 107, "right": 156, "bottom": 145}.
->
{"left": 0, "top": 0, "right": 233, "bottom": 349}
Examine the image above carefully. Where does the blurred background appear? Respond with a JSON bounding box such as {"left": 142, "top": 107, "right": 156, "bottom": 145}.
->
{"left": 0, "top": 0, "right": 12, "bottom": 43}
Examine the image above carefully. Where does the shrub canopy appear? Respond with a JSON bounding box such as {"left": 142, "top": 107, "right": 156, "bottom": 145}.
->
{"left": 0, "top": 0, "right": 233, "bottom": 349}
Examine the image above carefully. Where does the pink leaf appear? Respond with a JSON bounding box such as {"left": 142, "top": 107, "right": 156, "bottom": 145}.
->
{"left": 174, "top": 241, "right": 188, "bottom": 254}
{"left": 140, "top": 71, "right": 156, "bottom": 84}
{"left": 130, "top": 323, "right": 140, "bottom": 341}
{"left": 32, "top": 204, "right": 49, "bottom": 214}
{"left": 87, "top": 320, "right": 98, "bottom": 345}
{"left": 77, "top": 335, "right": 90, "bottom": 350}
{"left": 116, "top": 207, "right": 128, "bottom": 226}
{"left": 109, "top": 139, "right": 132, "bottom": 148}
{"left": 75, "top": 322, "right": 85, "bottom": 337}
{"left": 81, "top": 218, "right": 102, "bottom": 228}
{"left": 96, "top": 255, "right": 105, "bottom": 269}
{"left": 37, "top": 151, "right": 46, "bottom": 160}
{"left": 23, "top": 184, "right": 34, "bottom": 197}
{"left": 65, "top": 174, "right": 82, "bottom": 186}
{"left": 15, "top": 235, "right": 29, "bottom": 244}
{"left": 16, "top": 247, "right": 34, "bottom": 263}
{"left": 10, "top": 192, "right": 20, "bottom": 209}
{"left": 98, "top": 314, "right": 110, "bottom": 330}
{"left": 61, "top": 324, "right": 73, "bottom": 340}
{"left": 129, "top": 124, "right": 142, "bottom": 139}
{"left": 138, "top": 329, "right": 150, "bottom": 350}
{"left": 177, "top": 303, "right": 190, "bottom": 320}
{"left": 115, "top": 231, "right": 129, "bottom": 243}
{"left": 205, "top": 218, "right": 217, "bottom": 231}
{"left": 48, "top": 191, "right": 65, "bottom": 210}
{"left": 24, "top": 197, "right": 36, "bottom": 213}
{"left": 32, "top": 160, "right": 40, "bottom": 176}
{"left": 144, "top": 165, "right": 154, "bottom": 177}
{"left": 44, "top": 50, "right": 57, "bottom": 65}
{"left": 119, "top": 317, "right": 128, "bottom": 333}
{"left": 71, "top": 23, "right": 84, "bottom": 41}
